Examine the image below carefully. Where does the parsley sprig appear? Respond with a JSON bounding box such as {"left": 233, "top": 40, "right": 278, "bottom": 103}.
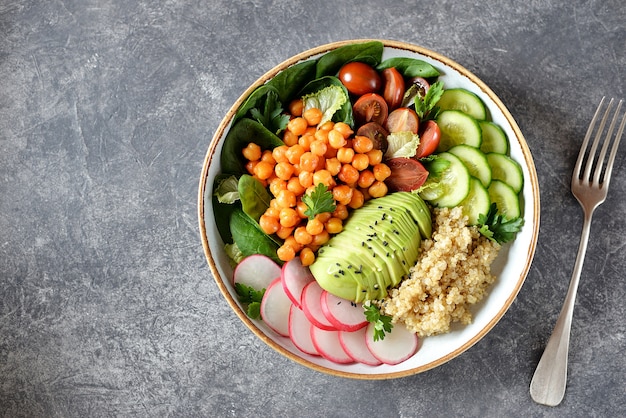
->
{"left": 404, "top": 80, "right": 444, "bottom": 120}
{"left": 477, "top": 203, "right": 524, "bottom": 244}
{"left": 235, "top": 283, "right": 265, "bottom": 319}
{"left": 364, "top": 303, "right": 393, "bottom": 341}
{"left": 302, "top": 183, "right": 336, "bottom": 220}
{"left": 249, "top": 90, "right": 290, "bottom": 136}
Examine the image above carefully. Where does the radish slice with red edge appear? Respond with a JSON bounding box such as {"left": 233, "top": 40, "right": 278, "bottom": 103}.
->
{"left": 310, "top": 327, "right": 354, "bottom": 364}
{"left": 233, "top": 254, "right": 282, "bottom": 291}
{"left": 301, "top": 281, "right": 336, "bottom": 331}
{"left": 320, "top": 290, "right": 368, "bottom": 332}
{"left": 288, "top": 305, "right": 319, "bottom": 356}
{"left": 281, "top": 258, "right": 315, "bottom": 308}
{"left": 338, "top": 327, "right": 382, "bottom": 366}
{"left": 365, "top": 322, "right": 420, "bottom": 365}
{"left": 260, "top": 277, "right": 292, "bottom": 337}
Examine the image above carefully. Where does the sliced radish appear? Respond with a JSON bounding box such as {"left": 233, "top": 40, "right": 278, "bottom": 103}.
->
{"left": 233, "top": 254, "right": 282, "bottom": 290}
{"left": 288, "top": 305, "right": 319, "bottom": 356}
{"left": 338, "top": 328, "right": 382, "bottom": 366}
{"left": 311, "top": 327, "right": 354, "bottom": 364}
{"left": 260, "top": 277, "right": 292, "bottom": 337}
{"left": 320, "top": 290, "right": 368, "bottom": 332}
{"left": 301, "top": 281, "right": 336, "bottom": 331}
{"left": 365, "top": 322, "right": 420, "bottom": 365}
{"left": 281, "top": 258, "right": 315, "bottom": 308}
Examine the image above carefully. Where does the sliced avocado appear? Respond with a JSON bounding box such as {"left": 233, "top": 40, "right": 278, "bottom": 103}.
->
{"left": 309, "top": 192, "right": 431, "bottom": 303}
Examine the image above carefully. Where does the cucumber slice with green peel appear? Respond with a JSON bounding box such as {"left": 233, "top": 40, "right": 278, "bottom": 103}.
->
{"left": 448, "top": 144, "right": 492, "bottom": 188}
{"left": 437, "top": 88, "right": 487, "bottom": 120}
{"left": 419, "top": 152, "right": 471, "bottom": 208}
{"left": 436, "top": 110, "right": 482, "bottom": 152}
{"left": 479, "top": 121, "right": 509, "bottom": 154}
{"left": 486, "top": 153, "right": 524, "bottom": 193}
{"left": 460, "top": 177, "right": 491, "bottom": 225}
{"left": 488, "top": 180, "right": 521, "bottom": 219}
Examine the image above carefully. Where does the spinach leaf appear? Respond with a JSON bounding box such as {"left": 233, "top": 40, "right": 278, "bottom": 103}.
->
{"left": 230, "top": 208, "right": 281, "bottom": 264}
{"left": 266, "top": 59, "right": 317, "bottom": 104}
{"left": 376, "top": 57, "right": 440, "bottom": 78}
{"left": 298, "top": 76, "right": 354, "bottom": 127}
{"left": 220, "top": 118, "right": 284, "bottom": 175}
{"left": 315, "top": 41, "right": 384, "bottom": 78}
{"left": 238, "top": 174, "right": 271, "bottom": 222}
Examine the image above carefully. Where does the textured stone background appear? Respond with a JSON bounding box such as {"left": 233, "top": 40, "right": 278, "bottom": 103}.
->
{"left": 1, "top": 0, "right": 625, "bottom": 416}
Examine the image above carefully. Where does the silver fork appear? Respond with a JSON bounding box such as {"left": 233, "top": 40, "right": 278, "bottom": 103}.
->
{"left": 530, "top": 97, "right": 626, "bottom": 406}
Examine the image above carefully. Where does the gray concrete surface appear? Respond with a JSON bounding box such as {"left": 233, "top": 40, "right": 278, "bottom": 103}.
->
{"left": 1, "top": 0, "right": 625, "bottom": 416}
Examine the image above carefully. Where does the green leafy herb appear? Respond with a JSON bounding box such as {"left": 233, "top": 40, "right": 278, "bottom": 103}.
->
{"left": 364, "top": 303, "right": 393, "bottom": 341}
{"left": 413, "top": 80, "right": 444, "bottom": 120}
{"left": 477, "top": 203, "right": 525, "bottom": 244}
{"left": 302, "top": 183, "right": 336, "bottom": 220}
{"left": 235, "top": 282, "right": 265, "bottom": 320}
{"left": 249, "top": 90, "right": 290, "bottom": 135}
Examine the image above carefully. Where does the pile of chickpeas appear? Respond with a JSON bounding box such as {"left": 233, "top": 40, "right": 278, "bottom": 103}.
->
{"left": 242, "top": 100, "right": 392, "bottom": 265}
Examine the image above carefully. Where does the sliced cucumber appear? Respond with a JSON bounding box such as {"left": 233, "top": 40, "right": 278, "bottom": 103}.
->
{"left": 488, "top": 180, "right": 520, "bottom": 219}
{"left": 460, "top": 177, "right": 491, "bottom": 225}
{"left": 436, "top": 110, "right": 482, "bottom": 152}
{"left": 448, "top": 144, "right": 492, "bottom": 188}
{"left": 479, "top": 121, "right": 509, "bottom": 154}
{"left": 437, "top": 88, "right": 487, "bottom": 120}
{"left": 419, "top": 152, "right": 470, "bottom": 208}
{"left": 486, "top": 153, "right": 524, "bottom": 194}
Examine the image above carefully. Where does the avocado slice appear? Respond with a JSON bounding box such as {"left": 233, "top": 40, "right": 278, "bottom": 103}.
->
{"left": 309, "top": 192, "right": 432, "bottom": 303}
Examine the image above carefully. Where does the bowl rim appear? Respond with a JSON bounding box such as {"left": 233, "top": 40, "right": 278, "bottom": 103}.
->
{"left": 198, "top": 38, "right": 540, "bottom": 379}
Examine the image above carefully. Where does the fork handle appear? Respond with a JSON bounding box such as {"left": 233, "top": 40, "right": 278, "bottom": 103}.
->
{"left": 529, "top": 211, "right": 594, "bottom": 406}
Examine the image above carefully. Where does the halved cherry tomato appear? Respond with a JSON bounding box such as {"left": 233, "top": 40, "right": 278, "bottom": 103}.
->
{"left": 385, "top": 157, "right": 429, "bottom": 192}
{"left": 356, "top": 122, "right": 389, "bottom": 153}
{"left": 381, "top": 67, "right": 405, "bottom": 110}
{"left": 415, "top": 120, "right": 441, "bottom": 158}
{"left": 338, "top": 62, "right": 381, "bottom": 96}
{"left": 353, "top": 93, "right": 388, "bottom": 126}
{"left": 384, "top": 107, "right": 419, "bottom": 134}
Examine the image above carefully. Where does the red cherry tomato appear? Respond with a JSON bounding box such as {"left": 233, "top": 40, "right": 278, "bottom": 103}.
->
{"left": 415, "top": 120, "right": 441, "bottom": 158}
{"left": 384, "top": 107, "right": 419, "bottom": 134}
{"left": 353, "top": 93, "right": 388, "bottom": 126}
{"left": 356, "top": 122, "right": 389, "bottom": 153}
{"left": 381, "top": 67, "right": 405, "bottom": 110}
{"left": 385, "top": 157, "right": 429, "bottom": 192}
{"left": 408, "top": 76, "right": 430, "bottom": 98}
{"left": 338, "top": 62, "right": 381, "bottom": 96}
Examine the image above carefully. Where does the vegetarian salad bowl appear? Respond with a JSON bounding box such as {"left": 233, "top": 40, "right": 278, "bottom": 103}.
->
{"left": 198, "top": 39, "right": 540, "bottom": 379}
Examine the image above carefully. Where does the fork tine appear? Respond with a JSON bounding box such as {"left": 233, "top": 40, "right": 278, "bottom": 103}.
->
{"left": 600, "top": 100, "right": 626, "bottom": 188}
{"left": 573, "top": 97, "right": 607, "bottom": 182}
{"left": 581, "top": 97, "right": 614, "bottom": 182}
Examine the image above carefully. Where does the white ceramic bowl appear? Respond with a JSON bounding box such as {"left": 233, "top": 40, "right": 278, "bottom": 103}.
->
{"left": 198, "top": 39, "right": 540, "bottom": 379}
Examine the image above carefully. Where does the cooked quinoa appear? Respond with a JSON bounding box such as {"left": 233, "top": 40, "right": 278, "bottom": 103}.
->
{"left": 381, "top": 206, "right": 501, "bottom": 337}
